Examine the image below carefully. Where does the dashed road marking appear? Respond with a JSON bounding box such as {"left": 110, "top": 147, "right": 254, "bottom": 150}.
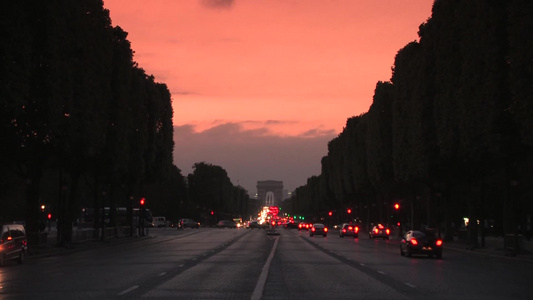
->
{"left": 405, "top": 283, "right": 416, "bottom": 288}
{"left": 118, "top": 285, "right": 138, "bottom": 296}
{"left": 251, "top": 235, "right": 280, "bottom": 300}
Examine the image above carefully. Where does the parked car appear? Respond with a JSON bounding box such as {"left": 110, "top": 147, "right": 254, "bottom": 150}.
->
{"left": 179, "top": 219, "right": 200, "bottom": 229}
{"left": 217, "top": 220, "right": 236, "bottom": 228}
{"left": 339, "top": 223, "right": 359, "bottom": 238}
{"left": 369, "top": 224, "right": 390, "bottom": 240}
{"left": 400, "top": 230, "right": 443, "bottom": 258}
{"left": 0, "top": 224, "right": 27, "bottom": 266}
{"left": 310, "top": 223, "right": 328, "bottom": 237}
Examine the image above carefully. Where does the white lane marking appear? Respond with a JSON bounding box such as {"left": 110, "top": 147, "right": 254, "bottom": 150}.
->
{"left": 117, "top": 285, "right": 139, "bottom": 296}
{"left": 360, "top": 263, "right": 366, "bottom": 267}
{"left": 179, "top": 264, "right": 184, "bottom": 267}
{"left": 159, "top": 272, "right": 167, "bottom": 277}
{"left": 251, "top": 236, "right": 280, "bottom": 300}
{"left": 378, "top": 271, "right": 386, "bottom": 275}
{"left": 405, "top": 283, "right": 416, "bottom": 288}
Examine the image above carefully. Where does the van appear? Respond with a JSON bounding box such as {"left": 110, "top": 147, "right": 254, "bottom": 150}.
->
{"left": 153, "top": 217, "right": 167, "bottom": 228}
{"left": 0, "top": 224, "right": 27, "bottom": 266}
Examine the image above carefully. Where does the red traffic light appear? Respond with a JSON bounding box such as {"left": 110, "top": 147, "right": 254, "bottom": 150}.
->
{"left": 328, "top": 211, "right": 333, "bottom": 216}
{"left": 394, "top": 203, "right": 400, "bottom": 210}
{"left": 47, "top": 213, "right": 52, "bottom": 219}
{"left": 140, "top": 198, "right": 145, "bottom": 206}
{"left": 210, "top": 210, "right": 214, "bottom": 215}
{"left": 347, "top": 208, "right": 352, "bottom": 214}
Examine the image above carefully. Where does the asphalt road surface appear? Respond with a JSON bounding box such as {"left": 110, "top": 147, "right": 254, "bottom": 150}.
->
{"left": 0, "top": 227, "right": 531, "bottom": 299}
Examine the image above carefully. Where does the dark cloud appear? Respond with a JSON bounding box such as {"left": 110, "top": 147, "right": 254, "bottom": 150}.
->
{"left": 201, "top": 0, "right": 234, "bottom": 10}
{"left": 265, "top": 120, "right": 298, "bottom": 125}
{"left": 173, "top": 121, "right": 336, "bottom": 194}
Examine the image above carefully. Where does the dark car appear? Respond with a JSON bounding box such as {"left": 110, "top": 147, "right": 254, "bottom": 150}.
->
{"left": 217, "top": 220, "right": 237, "bottom": 228}
{"left": 179, "top": 218, "right": 200, "bottom": 229}
{"left": 369, "top": 224, "right": 390, "bottom": 240}
{"left": 400, "top": 230, "right": 443, "bottom": 258}
{"left": 339, "top": 223, "right": 359, "bottom": 238}
{"left": 0, "top": 224, "right": 27, "bottom": 266}
{"left": 310, "top": 223, "right": 328, "bottom": 237}
{"left": 298, "top": 222, "right": 310, "bottom": 231}
{"left": 248, "top": 221, "right": 264, "bottom": 229}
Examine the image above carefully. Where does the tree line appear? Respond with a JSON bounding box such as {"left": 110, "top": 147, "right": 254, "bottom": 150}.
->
{"left": 0, "top": 2, "right": 256, "bottom": 244}
{"left": 288, "top": 0, "right": 533, "bottom": 243}
{"left": 0, "top": 1, "right": 177, "bottom": 244}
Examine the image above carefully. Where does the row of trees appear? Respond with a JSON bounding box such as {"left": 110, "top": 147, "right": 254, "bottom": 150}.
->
{"left": 288, "top": 0, "right": 533, "bottom": 243}
{"left": 185, "top": 162, "right": 257, "bottom": 226}
{"left": 0, "top": 1, "right": 175, "bottom": 244}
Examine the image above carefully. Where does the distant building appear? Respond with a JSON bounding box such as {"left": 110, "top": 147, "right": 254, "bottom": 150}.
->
{"left": 256, "top": 180, "right": 284, "bottom": 207}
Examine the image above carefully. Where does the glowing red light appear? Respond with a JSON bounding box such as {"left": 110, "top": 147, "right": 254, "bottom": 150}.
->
{"left": 347, "top": 209, "right": 352, "bottom": 214}
{"left": 311, "top": 227, "right": 316, "bottom": 232}
{"left": 348, "top": 226, "right": 353, "bottom": 231}
{"left": 410, "top": 239, "right": 418, "bottom": 245}
{"left": 324, "top": 228, "right": 328, "bottom": 232}
{"left": 394, "top": 203, "right": 400, "bottom": 210}
{"left": 386, "top": 229, "right": 390, "bottom": 235}
{"left": 342, "top": 229, "right": 347, "bottom": 233}
{"left": 47, "top": 213, "right": 52, "bottom": 219}
{"left": 374, "top": 228, "right": 379, "bottom": 234}
{"left": 436, "top": 240, "right": 443, "bottom": 246}
{"left": 354, "top": 227, "right": 359, "bottom": 233}
{"left": 140, "top": 198, "right": 145, "bottom": 206}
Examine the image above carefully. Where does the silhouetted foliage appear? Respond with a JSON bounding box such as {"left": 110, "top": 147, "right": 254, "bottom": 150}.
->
{"left": 0, "top": 1, "right": 176, "bottom": 243}
{"left": 292, "top": 0, "right": 533, "bottom": 239}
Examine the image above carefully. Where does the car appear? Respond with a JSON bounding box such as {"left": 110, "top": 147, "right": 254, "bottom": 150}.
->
{"left": 248, "top": 221, "right": 264, "bottom": 229}
{"left": 298, "top": 222, "right": 310, "bottom": 231}
{"left": 0, "top": 224, "right": 27, "bottom": 266}
{"left": 285, "top": 221, "right": 298, "bottom": 229}
{"left": 217, "top": 220, "right": 237, "bottom": 228}
{"left": 400, "top": 230, "right": 443, "bottom": 258}
{"left": 310, "top": 223, "right": 328, "bottom": 237}
{"left": 369, "top": 224, "right": 390, "bottom": 239}
{"left": 179, "top": 219, "right": 200, "bottom": 229}
{"left": 339, "top": 223, "right": 359, "bottom": 238}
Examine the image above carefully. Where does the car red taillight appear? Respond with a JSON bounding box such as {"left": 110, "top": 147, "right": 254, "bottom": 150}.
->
{"left": 374, "top": 228, "right": 379, "bottom": 234}
{"left": 354, "top": 227, "right": 359, "bottom": 233}
{"left": 342, "top": 229, "right": 347, "bottom": 233}
{"left": 386, "top": 229, "right": 390, "bottom": 235}
{"left": 324, "top": 228, "right": 328, "bottom": 232}
{"left": 436, "top": 240, "right": 443, "bottom": 246}
{"left": 311, "top": 227, "right": 316, "bottom": 232}
{"left": 348, "top": 226, "right": 353, "bottom": 231}
{"left": 410, "top": 239, "right": 418, "bottom": 245}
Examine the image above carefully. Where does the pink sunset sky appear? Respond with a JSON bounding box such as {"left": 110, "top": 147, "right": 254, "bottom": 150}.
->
{"left": 103, "top": 0, "right": 434, "bottom": 194}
